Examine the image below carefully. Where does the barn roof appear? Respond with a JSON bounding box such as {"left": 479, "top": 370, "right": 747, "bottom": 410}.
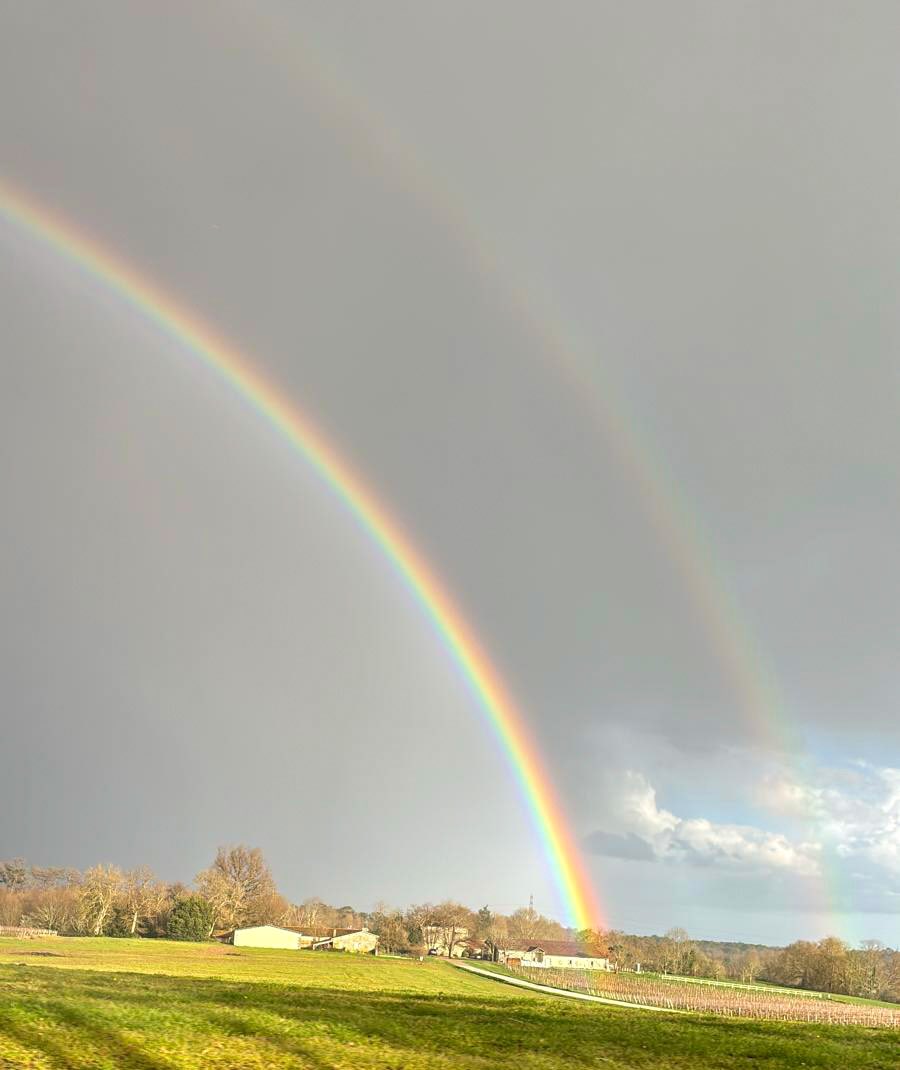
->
{"left": 281, "top": 926, "right": 366, "bottom": 938}
{"left": 528, "top": 940, "right": 600, "bottom": 957}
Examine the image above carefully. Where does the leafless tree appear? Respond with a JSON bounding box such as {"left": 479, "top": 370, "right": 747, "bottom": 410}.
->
{"left": 77, "top": 865, "right": 123, "bottom": 935}
{"left": 405, "top": 903, "right": 439, "bottom": 951}
{"left": 195, "top": 845, "right": 277, "bottom": 932}
{"left": 29, "top": 866, "right": 78, "bottom": 889}
{"left": 120, "top": 866, "right": 166, "bottom": 935}
{"left": 507, "top": 904, "right": 563, "bottom": 944}
{"left": 0, "top": 859, "right": 28, "bottom": 890}
{"left": 22, "top": 887, "right": 79, "bottom": 932}
{"left": 368, "top": 904, "right": 409, "bottom": 954}
{"left": 296, "top": 898, "right": 326, "bottom": 929}
{"left": 432, "top": 901, "right": 475, "bottom": 957}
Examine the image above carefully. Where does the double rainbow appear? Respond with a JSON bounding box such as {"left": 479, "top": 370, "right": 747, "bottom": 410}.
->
{"left": 0, "top": 179, "right": 603, "bottom": 933}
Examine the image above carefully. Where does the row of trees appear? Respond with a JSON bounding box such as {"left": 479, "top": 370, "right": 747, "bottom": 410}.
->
{"left": 765, "top": 937, "right": 900, "bottom": 1001}
{"left": 0, "top": 853, "right": 571, "bottom": 952}
{"left": 0, "top": 861, "right": 169, "bottom": 937}
{"left": 604, "top": 927, "right": 761, "bottom": 979}
{"left": 603, "top": 927, "right": 900, "bottom": 1003}
{"left": 367, "top": 900, "right": 576, "bottom": 957}
{"left": 3, "top": 854, "right": 899, "bottom": 1002}
{"left": 0, "top": 848, "right": 290, "bottom": 940}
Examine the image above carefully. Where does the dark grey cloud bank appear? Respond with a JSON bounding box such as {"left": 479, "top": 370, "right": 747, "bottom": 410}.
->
{"left": 2, "top": 1, "right": 899, "bottom": 944}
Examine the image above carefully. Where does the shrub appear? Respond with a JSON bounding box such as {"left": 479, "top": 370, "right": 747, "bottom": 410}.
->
{"left": 167, "top": 897, "right": 215, "bottom": 942}
{"left": 105, "top": 905, "right": 134, "bottom": 937}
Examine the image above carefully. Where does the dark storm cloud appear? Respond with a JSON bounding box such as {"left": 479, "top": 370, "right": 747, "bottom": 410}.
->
{"left": 2, "top": 1, "right": 899, "bottom": 942}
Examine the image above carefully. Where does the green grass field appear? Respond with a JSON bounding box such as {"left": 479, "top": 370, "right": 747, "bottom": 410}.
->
{"left": 1, "top": 937, "right": 897, "bottom": 1069}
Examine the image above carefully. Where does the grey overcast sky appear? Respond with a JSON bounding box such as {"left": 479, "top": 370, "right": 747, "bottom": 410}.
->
{"left": 2, "top": 1, "right": 899, "bottom": 945}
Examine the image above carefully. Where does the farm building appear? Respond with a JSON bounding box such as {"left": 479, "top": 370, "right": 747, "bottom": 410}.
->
{"left": 230, "top": 925, "right": 304, "bottom": 950}
{"left": 488, "top": 939, "right": 609, "bottom": 971}
{"left": 224, "top": 924, "right": 378, "bottom": 954}
{"left": 309, "top": 928, "right": 379, "bottom": 953}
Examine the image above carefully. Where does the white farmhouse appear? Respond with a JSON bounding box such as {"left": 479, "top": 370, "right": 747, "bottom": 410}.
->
{"left": 490, "top": 939, "right": 609, "bottom": 971}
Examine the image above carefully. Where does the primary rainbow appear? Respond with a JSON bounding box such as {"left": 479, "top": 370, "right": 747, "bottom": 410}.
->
{"left": 249, "top": 30, "right": 843, "bottom": 925}
{"left": 0, "top": 179, "right": 603, "bottom": 932}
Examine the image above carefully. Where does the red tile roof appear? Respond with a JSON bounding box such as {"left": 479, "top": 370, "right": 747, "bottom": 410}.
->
{"left": 528, "top": 940, "right": 601, "bottom": 958}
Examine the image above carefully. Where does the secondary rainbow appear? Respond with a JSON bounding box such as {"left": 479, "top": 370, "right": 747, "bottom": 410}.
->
{"left": 242, "top": 19, "right": 800, "bottom": 753}
{"left": 251, "top": 30, "right": 843, "bottom": 924}
{"left": 0, "top": 179, "right": 603, "bottom": 932}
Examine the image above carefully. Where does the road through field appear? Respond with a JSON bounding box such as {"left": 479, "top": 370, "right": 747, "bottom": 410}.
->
{"left": 448, "top": 961, "right": 684, "bottom": 1012}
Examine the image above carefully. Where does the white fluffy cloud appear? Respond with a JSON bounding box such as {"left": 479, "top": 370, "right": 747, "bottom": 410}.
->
{"left": 585, "top": 759, "right": 900, "bottom": 913}
{"left": 587, "top": 771, "right": 822, "bottom": 876}
{"left": 765, "top": 763, "right": 900, "bottom": 877}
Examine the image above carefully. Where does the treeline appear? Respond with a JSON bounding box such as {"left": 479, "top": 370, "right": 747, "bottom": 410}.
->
{"left": 3, "top": 853, "right": 899, "bottom": 1002}
{"left": 605, "top": 927, "right": 900, "bottom": 1003}
{"left": 371, "top": 901, "right": 577, "bottom": 956}
{"left": 765, "top": 936, "right": 900, "bottom": 1002}
{"left": 606, "top": 928, "right": 771, "bottom": 981}
{"left": 0, "top": 849, "right": 569, "bottom": 950}
{"left": 0, "top": 848, "right": 362, "bottom": 941}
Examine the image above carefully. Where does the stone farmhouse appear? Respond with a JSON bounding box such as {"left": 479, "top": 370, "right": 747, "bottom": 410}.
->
{"left": 223, "top": 924, "right": 379, "bottom": 953}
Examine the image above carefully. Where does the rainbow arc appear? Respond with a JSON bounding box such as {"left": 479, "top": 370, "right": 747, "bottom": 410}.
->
{"left": 0, "top": 179, "right": 604, "bottom": 933}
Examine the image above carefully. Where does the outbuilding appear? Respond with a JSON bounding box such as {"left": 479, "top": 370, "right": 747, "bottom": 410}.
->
{"left": 225, "top": 924, "right": 379, "bottom": 953}
{"left": 310, "top": 928, "right": 379, "bottom": 953}
{"left": 487, "top": 939, "right": 609, "bottom": 971}
{"left": 230, "top": 925, "right": 304, "bottom": 950}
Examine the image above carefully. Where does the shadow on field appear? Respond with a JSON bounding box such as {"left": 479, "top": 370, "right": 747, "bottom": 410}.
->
{"left": 0, "top": 986, "right": 171, "bottom": 1070}
{"left": 0, "top": 964, "right": 898, "bottom": 1069}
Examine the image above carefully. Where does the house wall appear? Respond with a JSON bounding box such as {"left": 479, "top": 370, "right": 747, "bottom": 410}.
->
{"left": 499, "top": 949, "right": 543, "bottom": 966}
{"left": 542, "top": 954, "right": 609, "bottom": 971}
{"left": 331, "top": 930, "right": 378, "bottom": 953}
{"left": 233, "top": 925, "right": 302, "bottom": 950}
{"left": 498, "top": 948, "right": 609, "bottom": 970}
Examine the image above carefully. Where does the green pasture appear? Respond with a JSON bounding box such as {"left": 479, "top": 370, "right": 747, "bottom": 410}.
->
{"left": 0, "top": 937, "right": 896, "bottom": 1069}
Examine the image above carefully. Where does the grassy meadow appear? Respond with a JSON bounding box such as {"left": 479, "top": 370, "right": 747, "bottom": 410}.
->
{"left": 1, "top": 937, "right": 898, "bottom": 1069}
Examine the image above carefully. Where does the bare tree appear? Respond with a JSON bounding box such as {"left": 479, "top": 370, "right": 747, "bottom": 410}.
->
{"left": 121, "top": 866, "right": 164, "bottom": 936}
{"left": 406, "top": 903, "right": 439, "bottom": 951}
{"left": 0, "top": 859, "right": 28, "bottom": 890}
{"left": 0, "top": 888, "right": 24, "bottom": 926}
{"left": 29, "top": 866, "right": 78, "bottom": 890}
{"left": 195, "top": 845, "right": 277, "bottom": 932}
{"left": 812, "top": 936, "right": 851, "bottom": 994}
{"left": 368, "top": 904, "right": 409, "bottom": 954}
{"left": 78, "top": 865, "right": 122, "bottom": 935}
{"left": 23, "top": 887, "right": 79, "bottom": 933}
{"left": 662, "top": 928, "right": 696, "bottom": 976}
{"left": 295, "top": 898, "right": 326, "bottom": 930}
{"left": 432, "top": 901, "right": 475, "bottom": 957}
{"left": 739, "top": 950, "right": 764, "bottom": 984}
{"left": 507, "top": 904, "right": 562, "bottom": 944}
